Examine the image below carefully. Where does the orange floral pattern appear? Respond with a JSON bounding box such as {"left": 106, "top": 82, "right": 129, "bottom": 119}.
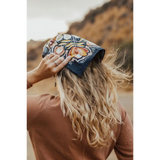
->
{"left": 68, "top": 47, "right": 88, "bottom": 58}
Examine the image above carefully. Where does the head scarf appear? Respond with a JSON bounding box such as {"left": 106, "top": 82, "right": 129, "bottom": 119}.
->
{"left": 42, "top": 34, "right": 105, "bottom": 76}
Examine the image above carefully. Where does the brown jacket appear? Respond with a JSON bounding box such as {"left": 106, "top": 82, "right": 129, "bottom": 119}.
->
{"left": 27, "top": 82, "right": 133, "bottom": 160}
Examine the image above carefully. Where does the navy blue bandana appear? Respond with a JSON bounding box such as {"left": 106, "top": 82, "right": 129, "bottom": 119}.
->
{"left": 42, "top": 34, "right": 105, "bottom": 76}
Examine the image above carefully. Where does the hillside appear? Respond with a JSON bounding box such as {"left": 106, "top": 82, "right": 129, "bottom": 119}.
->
{"left": 67, "top": 0, "right": 133, "bottom": 71}
{"left": 67, "top": 0, "right": 133, "bottom": 47}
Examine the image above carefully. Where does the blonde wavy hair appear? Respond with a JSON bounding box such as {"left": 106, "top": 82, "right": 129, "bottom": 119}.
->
{"left": 56, "top": 48, "right": 132, "bottom": 148}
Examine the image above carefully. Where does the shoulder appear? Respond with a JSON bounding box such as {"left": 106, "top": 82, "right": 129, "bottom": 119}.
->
{"left": 27, "top": 93, "right": 55, "bottom": 130}
{"left": 27, "top": 93, "right": 56, "bottom": 112}
{"left": 24, "top": 94, "right": 55, "bottom": 117}
{"left": 27, "top": 93, "right": 54, "bottom": 106}
{"left": 117, "top": 101, "right": 128, "bottom": 122}
{"left": 116, "top": 101, "right": 133, "bottom": 140}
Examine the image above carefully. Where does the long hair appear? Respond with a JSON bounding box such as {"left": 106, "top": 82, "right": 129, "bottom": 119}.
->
{"left": 56, "top": 48, "right": 132, "bottom": 148}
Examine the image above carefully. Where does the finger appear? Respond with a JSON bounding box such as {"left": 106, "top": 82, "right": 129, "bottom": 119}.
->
{"left": 55, "top": 56, "right": 72, "bottom": 72}
{"left": 52, "top": 56, "right": 64, "bottom": 67}
{"left": 48, "top": 53, "right": 55, "bottom": 59}
{"left": 48, "top": 54, "right": 60, "bottom": 63}
{"left": 45, "top": 53, "right": 55, "bottom": 60}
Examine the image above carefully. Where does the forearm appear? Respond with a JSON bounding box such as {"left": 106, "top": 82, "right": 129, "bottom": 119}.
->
{"left": 27, "top": 53, "right": 71, "bottom": 89}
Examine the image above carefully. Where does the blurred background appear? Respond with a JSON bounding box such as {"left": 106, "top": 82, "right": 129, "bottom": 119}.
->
{"left": 27, "top": 0, "right": 133, "bottom": 159}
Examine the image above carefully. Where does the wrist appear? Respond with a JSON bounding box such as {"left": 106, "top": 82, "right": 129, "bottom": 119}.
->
{"left": 24, "top": 79, "right": 32, "bottom": 89}
{"left": 27, "top": 68, "right": 41, "bottom": 85}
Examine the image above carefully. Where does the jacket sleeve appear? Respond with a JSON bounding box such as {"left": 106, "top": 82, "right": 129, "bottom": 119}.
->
{"left": 114, "top": 102, "right": 133, "bottom": 160}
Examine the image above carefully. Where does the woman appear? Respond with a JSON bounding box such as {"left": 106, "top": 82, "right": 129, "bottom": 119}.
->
{"left": 27, "top": 34, "right": 133, "bottom": 160}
